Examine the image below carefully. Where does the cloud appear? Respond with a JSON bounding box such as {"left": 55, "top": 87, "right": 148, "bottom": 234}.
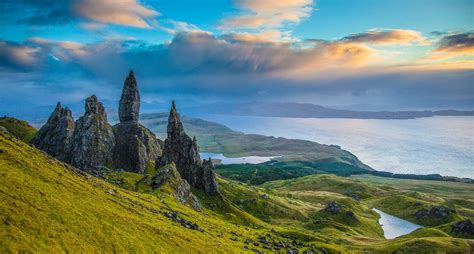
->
{"left": 3, "top": 0, "right": 159, "bottom": 28}
{"left": 342, "top": 29, "right": 429, "bottom": 46}
{"left": 0, "top": 40, "right": 41, "bottom": 71}
{"left": 419, "top": 32, "right": 474, "bottom": 64}
{"left": 220, "top": 30, "right": 297, "bottom": 43}
{"left": 73, "top": 0, "right": 159, "bottom": 28}
{"left": 435, "top": 32, "right": 474, "bottom": 55}
{"left": 158, "top": 20, "right": 205, "bottom": 35}
{"left": 221, "top": 0, "right": 313, "bottom": 29}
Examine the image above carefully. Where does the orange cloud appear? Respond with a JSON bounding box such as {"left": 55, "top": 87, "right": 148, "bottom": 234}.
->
{"left": 73, "top": 0, "right": 159, "bottom": 28}
{"left": 342, "top": 29, "right": 428, "bottom": 46}
{"left": 220, "top": 30, "right": 296, "bottom": 43}
{"left": 221, "top": 0, "right": 313, "bottom": 29}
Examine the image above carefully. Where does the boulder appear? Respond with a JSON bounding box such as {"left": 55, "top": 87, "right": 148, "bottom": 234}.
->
{"left": 450, "top": 219, "right": 474, "bottom": 237}
{"left": 30, "top": 102, "right": 75, "bottom": 161}
{"left": 156, "top": 101, "right": 218, "bottom": 194}
{"left": 323, "top": 201, "right": 341, "bottom": 214}
{"left": 69, "top": 95, "right": 115, "bottom": 174}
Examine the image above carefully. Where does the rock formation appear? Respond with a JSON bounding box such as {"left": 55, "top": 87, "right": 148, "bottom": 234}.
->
{"left": 30, "top": 102, "right": 75, "bottom": 161}
{"left": 451, "top": 219, "right": 474, "bottom": 236}
{"left": 119, "top": 70, "right": 140, "bottom": 122}
{"left": 149, "top": 163, "right": 202, "bottom": 211}
{"left": 113, "top": 70, "right": 162, "bottom": 173}
{"left": 69, "top": 95, "right": 115, "bottom": 173}
{"left": 156, "top": 101, "right": 218, "bottom": 194}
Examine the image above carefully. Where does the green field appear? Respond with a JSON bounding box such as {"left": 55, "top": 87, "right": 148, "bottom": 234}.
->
{"left": 1, "top": 131, "right": 473, "bottom": 253}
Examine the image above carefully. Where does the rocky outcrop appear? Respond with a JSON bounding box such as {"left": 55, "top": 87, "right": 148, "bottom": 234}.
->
{"left": 69, "top": 95, "right": 115, "bottom": 173}
{"left": 30, "top": 102, "right": 75, "bottom": 161}
{"left": 119, "top": 70, "right": 140, "bottom": 122}
{"left": 451, "top": 220, "right": 474, "bottom": 237}
{"left": 322, "top": 201, "right": 341, "bottom": 214}
{"left": 113, "top": 122, "right": 161, "bottom": 173}
{"left": 156, "top": 101, "right": 218, "bottom": 194}
{"left": 414, "top": 206, "right": 456, "bottom": 222}
{"left": 112, "top": 70, "right": 162, "bottom": 173}
{"left": 150, "top": 163, "right": 202, "bottom": 211}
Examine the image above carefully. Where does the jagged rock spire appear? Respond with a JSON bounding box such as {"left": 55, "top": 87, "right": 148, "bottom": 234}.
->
{"left": 119, "top": 70, "right": 140, "bottom": 123}
{"left": 31, "top": 101, "right": 75, "bottom": 161}
{"left": 69, "top": 95, "right": 115, "bottom": 173}
{"left": 156, "top": 101, "right": 218, "bottom": 194}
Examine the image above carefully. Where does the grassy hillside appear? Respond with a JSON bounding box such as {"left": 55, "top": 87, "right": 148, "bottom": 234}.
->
{"left": 0, "top": 132, "right": 269, "bottom": 253}
{"left": 0, "top": 116, "right": 37, "bottom": 142}
{"left": 1, "top": 132, "right": 472, "bottom": 253}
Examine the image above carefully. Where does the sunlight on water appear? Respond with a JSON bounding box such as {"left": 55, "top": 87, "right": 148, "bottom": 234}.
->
{"left": 198, "top": 115, "right": 474, "bottom": 178}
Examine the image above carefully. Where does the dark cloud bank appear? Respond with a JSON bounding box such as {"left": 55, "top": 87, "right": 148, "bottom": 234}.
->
{"left": 0, "top": 31, "right": 473, "bottom": 121}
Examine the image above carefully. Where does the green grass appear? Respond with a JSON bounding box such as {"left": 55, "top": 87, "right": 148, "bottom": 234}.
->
{"left": 1, "top": 132, "right": 472, "bottom": 253}
{"left": 0, "top": 116, "right": 37, "bottom": 142}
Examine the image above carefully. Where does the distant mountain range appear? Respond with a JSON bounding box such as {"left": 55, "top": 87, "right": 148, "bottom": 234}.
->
{"left": 202, "top": 102, "right": 474, "bottom": 120}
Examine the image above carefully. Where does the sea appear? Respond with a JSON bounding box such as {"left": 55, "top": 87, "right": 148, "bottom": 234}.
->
{"left": 196, "top": 115, "right": 474, "bottom": 179}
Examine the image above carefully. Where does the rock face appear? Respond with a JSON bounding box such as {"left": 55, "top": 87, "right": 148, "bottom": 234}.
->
{"left": 69, "top": 95, "right": 115, "bottom": 173}
{"left": 30, "top": 102, "right": 75, "bottom": 161}
{"left": 150, "top": 163, "right": 202, "bottom": 211}
{"left": 156, "top": 101, "right": 218, "bottom": 194}
{"left": 119, "top": 70, "right": 140, "bottom": 122}
{"left": 113, "top": 70, "right": 162, "bottom": 173}
{"left": 113, "top": 122, "right": 161, "bottom": 173}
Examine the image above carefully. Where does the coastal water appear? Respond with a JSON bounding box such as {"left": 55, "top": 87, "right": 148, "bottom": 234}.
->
{"left": 197, "top": 115, "right": 474, "bottom": 179}
{"left": 372, "top": 208, "right": 422, "bottom": 239}
{"left": 200, "top": 152, "right": 278, "bottom": 165}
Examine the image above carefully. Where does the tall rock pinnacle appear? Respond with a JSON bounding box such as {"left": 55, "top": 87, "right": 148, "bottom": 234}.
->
{"left": 113, "top": 71, "right": 162, "bottom": 173}
{"left": 119, "top": 70, "right": 140, "bottom": 123}
{"left": 156, "top": 101, "right": 218, "bottom": 194}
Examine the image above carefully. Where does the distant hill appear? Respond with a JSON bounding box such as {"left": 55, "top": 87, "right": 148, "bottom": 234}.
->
{"left": 0, "top": 116, "right": 37, "bottom": 142}
{"left": 202, "top": 102, "right": 474, "bottom": 119}
{"left": 141, "top": 112, "right": 373, "bottom": 174}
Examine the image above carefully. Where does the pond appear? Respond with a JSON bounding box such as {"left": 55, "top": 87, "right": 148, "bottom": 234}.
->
{"left": 200, "top": 152, "right": 280, "bottom": 165}
{"left": 372, "top": 208, "right": 422, "bottom": 239}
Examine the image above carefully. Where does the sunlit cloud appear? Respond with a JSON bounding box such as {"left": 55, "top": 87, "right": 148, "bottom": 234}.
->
{"left": 73, "top": 0, "right": 160, "bottom": 28}
{"left": 342, "top": 29, "right": 429, "bottom": 46}
{"left": 220, "top": 0, "right": 313, "bottom": 30}
{"left": 220, "top": 30, "right": 297, "bottom": 43}
{"left": 0, "top": 41, "right": 41, "bottom": 71}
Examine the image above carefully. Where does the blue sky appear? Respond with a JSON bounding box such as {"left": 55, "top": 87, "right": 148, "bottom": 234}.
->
{"left": 0, "top": 0, "right": 473, "bottom": 117}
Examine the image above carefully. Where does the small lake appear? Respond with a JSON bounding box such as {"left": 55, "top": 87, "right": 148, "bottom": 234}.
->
{"left": 200, "top": 152, "right": 279, "bottom": 165}
{"left": 372, "top": 208, "right": 422, "bottom": 239}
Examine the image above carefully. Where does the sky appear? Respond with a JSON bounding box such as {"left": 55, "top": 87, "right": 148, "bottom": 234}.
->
{"left": 0, "top": 0, "right": 473, "bottom": 117}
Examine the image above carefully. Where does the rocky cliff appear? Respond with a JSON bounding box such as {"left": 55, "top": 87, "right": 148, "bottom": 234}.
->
{"left": 112, "top": 71, "right": 161, "bottom": 173}
{"left": 156, "top": 101, "right": 218, "bottom": 194}
{"left": 30, "top": 102, "right": 74, "bottom": 161}
{"left": 31, "top": 71, "right": 162, "bottom": 175}
{"left": 69, "top": 95, "right": 115, "bottom": 173}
